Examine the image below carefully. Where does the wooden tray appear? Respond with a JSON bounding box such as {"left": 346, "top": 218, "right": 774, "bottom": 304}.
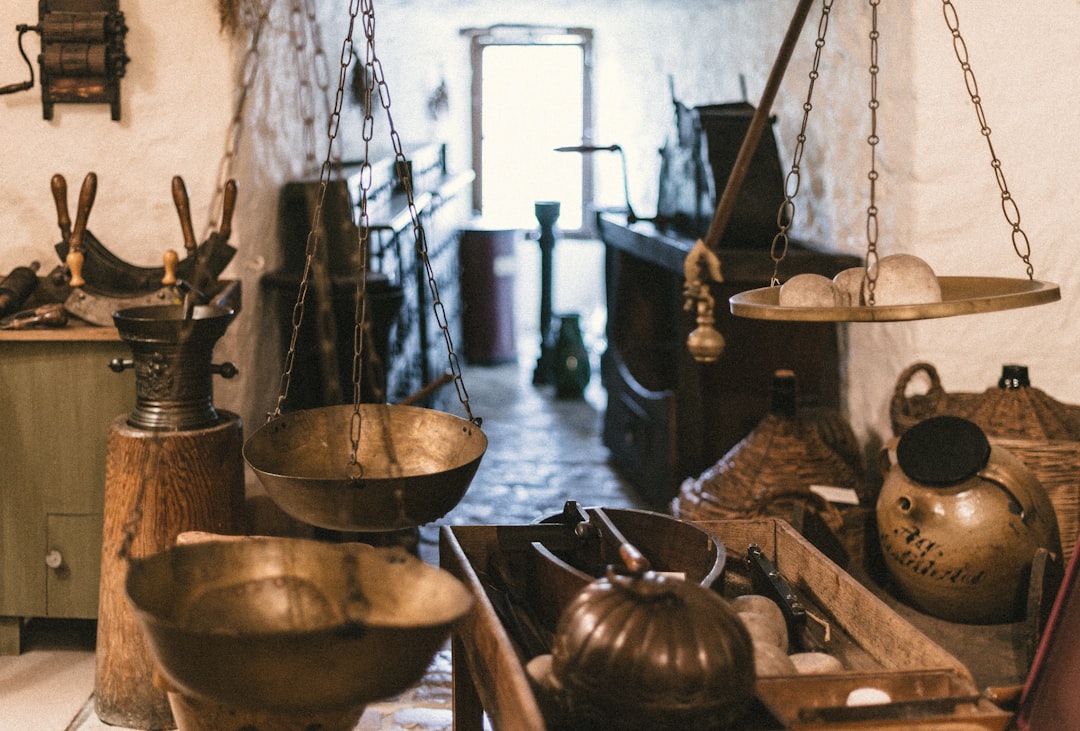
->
{"left": 440, "top": 517, "right": 1011, "bottom": 730}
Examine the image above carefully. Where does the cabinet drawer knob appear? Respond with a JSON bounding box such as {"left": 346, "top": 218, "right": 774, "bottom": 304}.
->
{"left": 45, "top": 550, "right": 63, "bottom": 569}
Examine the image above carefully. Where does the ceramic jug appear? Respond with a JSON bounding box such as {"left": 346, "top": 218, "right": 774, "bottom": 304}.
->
{"left": 876, "top": 415, "right": 1060, "bottom": 624}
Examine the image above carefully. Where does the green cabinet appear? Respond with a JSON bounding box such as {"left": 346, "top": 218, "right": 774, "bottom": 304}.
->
{"left": 0, "top": 329, "right": 133, "bottom": 654}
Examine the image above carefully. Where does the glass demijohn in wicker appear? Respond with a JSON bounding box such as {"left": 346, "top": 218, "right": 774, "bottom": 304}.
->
{"left": 672, "top": 369, "right": 863, "bottom": 531}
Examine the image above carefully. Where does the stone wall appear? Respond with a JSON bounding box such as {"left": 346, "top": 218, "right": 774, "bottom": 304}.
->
{"left": 1, "top": 0, "right": 1076, "bottom": 452}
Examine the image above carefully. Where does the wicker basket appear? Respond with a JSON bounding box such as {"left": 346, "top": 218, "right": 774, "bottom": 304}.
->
{"left": 672, "top": 371, "right": 866, "bottom": 562}
{"left": 890, "top": 362, "right": 1080, "bottom": 439}
{"left": 890, "top": 362, "right": 1080, "bottom": 562}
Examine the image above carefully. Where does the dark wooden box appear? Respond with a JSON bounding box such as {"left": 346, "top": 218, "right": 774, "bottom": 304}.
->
{"left": 440, "top": 517, "right": 1011, "bottom": 730}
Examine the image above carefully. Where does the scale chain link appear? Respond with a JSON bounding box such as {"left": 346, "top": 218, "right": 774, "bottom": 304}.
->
{"left": 358, "top": 0, "right": 477, "bottom": 425}
{"left": 770, "top": 0, "right": 834, "bottom": 286}
{"left": 941, "top": 0, "right": 1033, "bottom": 278}
{"left": 202, "top": 0, "right": 269, "bottom": 239}
{"left": 273, "top": 0, "right": 360, "bottom": 421}
{"left": 864, "top": 0, "right": 881, "bottom": 305}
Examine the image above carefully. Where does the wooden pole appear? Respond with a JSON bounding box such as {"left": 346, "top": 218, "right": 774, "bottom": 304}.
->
{"left": 703, "top": 0, "right": 818, "bottom": 251}
{"left": 94, "top": 413, "right": 245, "bottom": 730}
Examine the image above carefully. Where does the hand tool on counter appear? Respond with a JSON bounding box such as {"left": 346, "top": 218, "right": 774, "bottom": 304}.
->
{"left": 0, "top": 260, "right": 41, "bottom": 317}
{"left": 59, "top": 172, "right": 177, "bottom": 326}
{"left": 64, "top": 171, "right": 96, "bottom": 288}
{"left": 51, "top": 174, "right": 237, "bottom": 295}
{"left": 58, "top": 173, "right": 246, "bottom": 326}
{"left": 0, "top": 302, "right": 66, "bottom": 330}
{"left": 64, "top": 250, "right": 183, "bottom": 326}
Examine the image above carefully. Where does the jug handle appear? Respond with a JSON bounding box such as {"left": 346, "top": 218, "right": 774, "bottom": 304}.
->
{"left": 878, "top": 437, "right": 900, "bottom": 477}
{"left": 977, "top": 451, "right": 1038, "bottom": 524}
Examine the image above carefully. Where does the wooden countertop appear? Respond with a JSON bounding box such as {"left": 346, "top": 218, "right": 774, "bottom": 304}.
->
{"left": 0, "top": 324, "right": 121, "bottom": 342}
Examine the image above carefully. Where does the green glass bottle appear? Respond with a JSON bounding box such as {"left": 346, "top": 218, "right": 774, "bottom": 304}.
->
{"left": 553, "top": 312, "right": 590, "bottom": 399}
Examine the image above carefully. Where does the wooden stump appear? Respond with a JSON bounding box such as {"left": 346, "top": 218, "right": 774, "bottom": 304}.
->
{"left": 94, "top": 412, "right": 244, "bottom": 730}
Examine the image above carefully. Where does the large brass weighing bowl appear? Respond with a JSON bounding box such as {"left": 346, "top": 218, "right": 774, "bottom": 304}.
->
{"left": 126, "top": 536, "right": 473, "bottom": 713}
{"left": 244, "top": 404, "right": 487, "bottom": 531}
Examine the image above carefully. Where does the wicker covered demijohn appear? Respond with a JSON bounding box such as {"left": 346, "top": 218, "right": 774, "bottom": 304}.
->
{"left": 672, "top": 369, "right": 863, "bottom": 528}
{"left": 891, "top": 362, "right": 1080, "bottom": 440}
{"left": 891, "top": 362, "right": 1080, "bottom": 561}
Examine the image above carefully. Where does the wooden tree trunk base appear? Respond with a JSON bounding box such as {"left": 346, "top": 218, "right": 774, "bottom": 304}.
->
{"left": 94, "top": 412, "right": 245, "bottom": 730}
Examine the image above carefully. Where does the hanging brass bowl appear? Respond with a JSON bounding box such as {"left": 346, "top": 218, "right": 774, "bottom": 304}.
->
{"left": 729, "top": 276, "right": 1060, "bottom": 322}
{"left": 244, "top": 404, "right": 487, "bottom": 531}
{"left": 125, "top": 536, "right": 473, "bottom": 713}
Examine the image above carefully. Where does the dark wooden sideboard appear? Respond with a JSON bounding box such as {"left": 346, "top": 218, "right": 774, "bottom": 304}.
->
{"left": 598, "top": 213, "right": 860, "bottom": 507}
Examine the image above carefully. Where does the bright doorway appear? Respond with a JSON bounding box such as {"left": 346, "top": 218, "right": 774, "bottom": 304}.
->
{"left": 463, "top": 25, "right": 594, "bottom": 235}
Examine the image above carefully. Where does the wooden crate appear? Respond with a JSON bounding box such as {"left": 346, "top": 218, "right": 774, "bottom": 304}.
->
{"left": 440, "top": 518, "right": 1012, "bottom": 730}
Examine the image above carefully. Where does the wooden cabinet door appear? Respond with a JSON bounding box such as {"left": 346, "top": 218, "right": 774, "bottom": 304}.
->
{"left": 0, "top": 336, "right": 132, "bottom": 621}
{"left": 46, "top": 513, "right": 104, "bottom": 617}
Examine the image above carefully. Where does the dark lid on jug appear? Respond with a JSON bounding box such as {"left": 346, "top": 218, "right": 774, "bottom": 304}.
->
{"left": 896, "top": 415, "right": 991, "bottom": 486}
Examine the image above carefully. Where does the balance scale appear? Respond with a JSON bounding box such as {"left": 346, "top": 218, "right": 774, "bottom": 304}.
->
{"left": 90, "top": 5, "right": 486, "bottom": 728}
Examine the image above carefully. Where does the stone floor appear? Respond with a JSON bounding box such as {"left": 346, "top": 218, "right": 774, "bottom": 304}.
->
{"left": 371, "top": 361, "right": 648, "bottom": 730}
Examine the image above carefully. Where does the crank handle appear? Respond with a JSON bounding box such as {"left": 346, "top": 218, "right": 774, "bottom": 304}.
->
{"left": 110, "top": 358, "right": 236, "bottom": 378}
{"left": 0, "top": 80, "right": 32, "bottom": 95}
{"left": 212, "top": 362, "right": 238, "bottom": 379}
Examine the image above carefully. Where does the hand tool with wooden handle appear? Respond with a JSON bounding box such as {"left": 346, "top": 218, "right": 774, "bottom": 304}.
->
{"left": 594, "top": 506, "right": 651, "bottom": 575}
{"left": 0, "top": 260, "right": 41, "bottom": 317}
{"left": 0, "top": 302, "right": 67, "bottom": 330}
{"left": 66, "top": 172, "right": 97, "bottom": 288}
{"left": 51, "top": 174, "right": 71, "bottom": 245}
{"left": 172, "top": 176, "right": 198, "bottom": 261}
{"left": 52, "top": 176, "right": 237, "bottom": 295}
{"left": 219, "top": 178, "right": 237, "bottom": 241}
{"left": 66, "top": 250, "right": 181, "bottom": 326}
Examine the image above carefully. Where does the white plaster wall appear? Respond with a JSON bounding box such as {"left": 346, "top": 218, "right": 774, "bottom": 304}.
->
{"left": 0, "top": 2, "right": 232, "bottom": 267}
{"left": 1, "top": 0, "right": 1076, "bottom": 464}
{"left": 842, "top": 3, "right": 1080, "bottom": 448}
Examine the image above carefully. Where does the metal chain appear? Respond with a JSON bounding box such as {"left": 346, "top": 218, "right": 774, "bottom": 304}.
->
{"left": 288, "top": 0, "right": 335, "bottom": 176}
{"left": 288, "top": 0, "right": 345, "bottom": 406}
{"left": 770, "top": 0, "right": 834, "bottom": 286}
{"left": 272, "top": 0, "right": 361, "bottom": 421}
{"left": 358, "top": 0, "right": 477, "bottom": 426}
{"left": 288, "top": 1, "right": 319, "bottom": 175}
{"left": 349, "top": 1, "right": 377, "bottom": 470}
{"left": 202, "top": 0, "right": 269, "bottom": 239}
{"left": 864, "top": 0, "right": 882, "bottom": 305}
{"left": 941, "top": 0, "right": 1033, "bottom": 278}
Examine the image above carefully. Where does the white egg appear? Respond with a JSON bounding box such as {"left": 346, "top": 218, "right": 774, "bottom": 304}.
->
{"left": 739, "top": 610, "right": 788, "bottom": 650}
{"left": 846, "top": 687, "right": 893, "bottom": 706}
{"left": 789, "top": 651, "right": 844, "bottom": 674}
{"left": 832, "top": 266, "right": 866, "bottom": 306}
{"left": 864, "top": 253, "right": 942, "bottom": 306}
{"left": 732, "top": 595, "right": 787, "bottom": 640}
{"left": 778, "top": 273, "right": 840, "bottom": 307}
